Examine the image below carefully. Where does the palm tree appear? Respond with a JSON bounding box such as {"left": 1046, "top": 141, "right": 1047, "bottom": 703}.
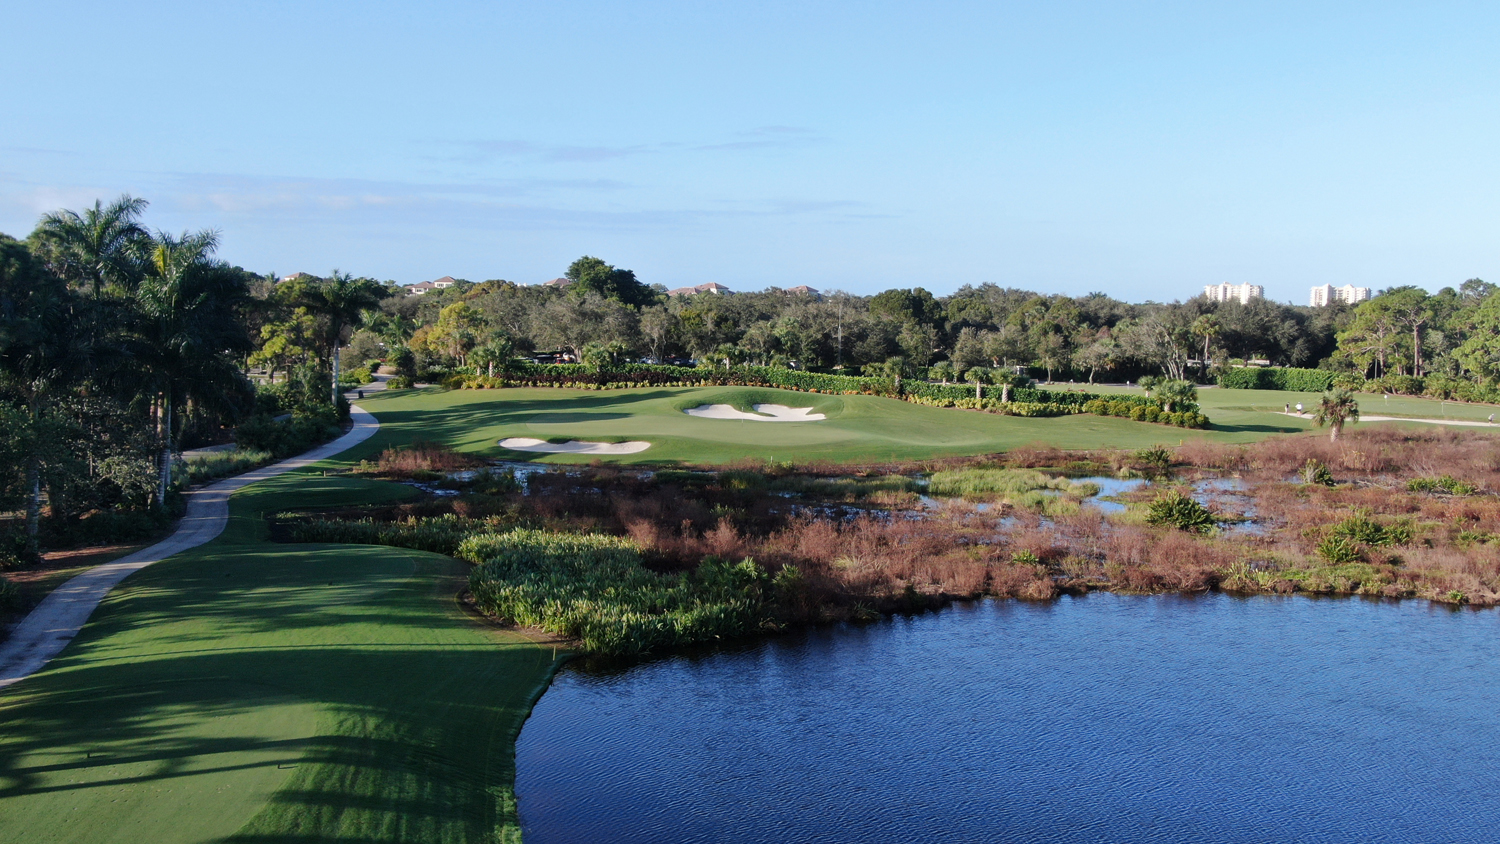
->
{"left": 965, "top": 366, "right": 990, "bottom": 399}
{"left": 1312, "top": 388, "right": 1360, "bottom": 441}
{"left": 988, "top": 369, "right": 1031, "bottom": 403}
{"left": 130, "top": 230, "right": 252, "bottom": 504}
{"left": 1191, "top": 314, "right": 1221, "bottom": 369}
{"left": 30, "top": 194, "right": 149, "bottom": 299}
{"left": 305, "top": 270, "right": 384, "bottom": 405}
{"left": 1156, "top": 379, "right": 1199, "bottom": 413}
{"left": 929, "top": 360, "right": 956, "bottom": 385}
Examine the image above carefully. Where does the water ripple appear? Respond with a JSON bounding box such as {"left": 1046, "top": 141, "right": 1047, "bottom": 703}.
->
{"left": 517, "top": 593, "right": 1500, "bottom": 843}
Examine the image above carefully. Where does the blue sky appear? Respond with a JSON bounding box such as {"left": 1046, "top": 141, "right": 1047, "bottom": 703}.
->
{"left": 3, "top": 2, "right": 1498, "bottom": 302}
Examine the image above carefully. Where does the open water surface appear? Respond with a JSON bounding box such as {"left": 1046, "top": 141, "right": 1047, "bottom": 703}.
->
{"left": 516, "top": 593, "right": 1500, "bottom": 843}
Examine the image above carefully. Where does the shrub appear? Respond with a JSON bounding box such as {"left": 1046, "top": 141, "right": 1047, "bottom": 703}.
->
{"left": 1217, "top": 366, "right": 1335, "bottom": 392}
{"left": 0, "top": 528, "right": 39, "bottom": 570}
{"left": 462, "top": 529, "right": 773, "bottom": 656}
{"left": 233, "top": 405, "right": 342, "bottom": 457}
{"left": 1301, "top": 459, "right": 1335, "bottom": 487}
{"left": 0, "top": 578, "right": 22, "bottom": 611}
{"left": 1407, "top": 475, "right": 1478, "bottom": 496}
{"left": 178, "top": 449, "right": 274, "bottom": 487}
{"left": 1317, "top": 535, "right": 1365, "bottom": 564}
{"left": 1145, "top": 490, "right": 1216, "bottom": 533}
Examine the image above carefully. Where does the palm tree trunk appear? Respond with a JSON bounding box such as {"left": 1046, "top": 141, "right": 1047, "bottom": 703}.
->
{"left": 975, "top": 381, "right": 983, "bottom": 400}
{"left": 1002, "top": 384, "right": 1012, "bottom": 403}
{"left": 331, "top": 345, "right": 341, "bottom": 406}
{"left": 157, "top": 391, "right": 172, "bottom": 507}
{"left": 1330, "top": 422, "right": 1341, "bottom": 442}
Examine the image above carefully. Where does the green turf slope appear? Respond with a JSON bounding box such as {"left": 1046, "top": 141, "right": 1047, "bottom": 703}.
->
{"left": 0, "top": 472, "right": 559, "bottom": 844}
{"left": 348, "top": 385, "right": 1309, "bottom": 465}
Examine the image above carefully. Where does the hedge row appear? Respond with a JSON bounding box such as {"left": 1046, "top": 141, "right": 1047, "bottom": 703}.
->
{"left": 428, "top": 362, "right": 1210, "bottom": 426}
{"left": 1217, "top": 367, "right": 1336, "bottom": 392}
{"left": 905, "top": 395, "right": 1080, "bottom": 418}
{"left": 1081, "top": 399, "right": 1211, "bottom": 429}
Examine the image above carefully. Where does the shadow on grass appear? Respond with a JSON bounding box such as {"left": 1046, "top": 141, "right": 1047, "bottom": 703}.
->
{"left": 0, "top": 465, "right": 556, "bottom": 842}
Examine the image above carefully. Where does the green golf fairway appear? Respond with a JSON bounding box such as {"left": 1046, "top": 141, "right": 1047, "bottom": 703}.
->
{"left": 346, "top": 385, "right": 1311, "bottom": 465}
{"left": 0, "top": 472, "right": 559, "bottom": 843}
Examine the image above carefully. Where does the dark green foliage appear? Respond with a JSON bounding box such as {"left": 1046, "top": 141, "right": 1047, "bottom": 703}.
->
{"left": 1328, "top": 513, "right": 1411, "bottom": 547}
{"left": 233, "top": 405, "right": 342, "bottom": 457}
{"left": 0, "top": 528, "right": 40, "bottom": 570}
{"left": 1301, "top": 459, "right": 1335, "bottom": 486}
{"left": 462, "top": 529, "right": 773, "bottom": 656}
{"left": 1145, "top": 490, "right": 1216, "bottom": 532}
{"left": 1217, "top": 367, "right": 1335, "bottom": 392}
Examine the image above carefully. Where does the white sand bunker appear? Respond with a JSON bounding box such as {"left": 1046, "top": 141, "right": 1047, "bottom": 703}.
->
{"left": 684, "top": 403, "right": 827, "bottom": 422}
{"left": 499, "top": 438, "right": 652, "bottom": 454}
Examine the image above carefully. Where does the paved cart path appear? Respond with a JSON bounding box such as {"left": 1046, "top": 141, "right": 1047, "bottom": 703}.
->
{"left": 0, "top": 405, "right": 380, "bottom": 690}
{"left": 1279, "top": 411, "right": 1497, "bottom": 427}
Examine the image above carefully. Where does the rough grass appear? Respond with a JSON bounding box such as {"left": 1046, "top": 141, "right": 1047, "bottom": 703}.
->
{"left": 0, "top": 471, "right": 559, "bottom": 843}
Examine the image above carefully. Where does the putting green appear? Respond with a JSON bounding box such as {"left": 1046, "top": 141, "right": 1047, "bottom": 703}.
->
{"left": 346, "top": 384, "right": 1310, "bottom": 465}
{"left": 0, "top": 472, "right": 559, "bottom": 843}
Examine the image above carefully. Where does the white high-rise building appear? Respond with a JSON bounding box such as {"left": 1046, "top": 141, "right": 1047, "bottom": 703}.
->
{"left": 1310, "top": 284, "right": 1372, "bottom": 307}
{"left": 1203, "top": 283, "right": 1265, "bottom": 304}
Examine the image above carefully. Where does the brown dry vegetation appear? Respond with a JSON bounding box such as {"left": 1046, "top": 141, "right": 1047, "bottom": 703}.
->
{"left": 301, "top": 428, "right": 1500, "bottom": 620}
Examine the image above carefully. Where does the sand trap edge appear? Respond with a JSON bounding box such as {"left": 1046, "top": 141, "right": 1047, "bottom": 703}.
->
{"left": 683, "top": 403, "right": 827, "bottom": 422}
{"left": 499, "top": 437, "right": 652, "bottom": 454}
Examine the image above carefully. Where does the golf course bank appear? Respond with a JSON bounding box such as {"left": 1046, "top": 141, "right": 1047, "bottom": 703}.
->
{"left": 0, "top": 469, "right": 562, "bottom": 842}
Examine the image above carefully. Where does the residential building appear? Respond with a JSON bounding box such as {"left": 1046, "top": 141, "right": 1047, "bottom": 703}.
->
{"left": 403, "top": 276, "right": 459, "bottom": 296}
{"left": 786, "top": 285, "right": 820, "bottom": 298}
{"left": 667, "top": 282, "right": 734, "bottom": 296}
{"left": 1203, "top": 282, "right": 1265, "bottom": 304}
{"left": 278, "top": 272, "right": 315, "bottom": 284}
{"left": 1310, "top": 284, "right": 1372, "bottom": 307}
{"left": 541, "top": 277, "right": 572, "bottom": 288}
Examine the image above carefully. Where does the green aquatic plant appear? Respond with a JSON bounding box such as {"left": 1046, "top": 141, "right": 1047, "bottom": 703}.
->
{"left": 1406, "top": 475, "right": 1478, "bottom": 496}
{"left": 1301, "top": 459, "right": 1335, "bottom": 487}
{"left": 1144, "top": 490, "right": 1216, "bottom": 533}
{"left": 462, "top": 529, "right": 774, "bottom": 656}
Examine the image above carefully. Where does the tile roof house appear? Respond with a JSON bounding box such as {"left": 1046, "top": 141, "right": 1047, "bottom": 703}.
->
{"left": 786, "top": 285, "right": 820, "bottom": 297}
{"left": 278, "top": 272, "right": 315, "bottom": 284}
{"left": 405, "top": 276, "right": 458, "bottom": 295}
{"left": 667, "top": 282, "right": 734, "bottom": 296}
{"left": 541, "top": 277, "right": 572, "bottom": 288}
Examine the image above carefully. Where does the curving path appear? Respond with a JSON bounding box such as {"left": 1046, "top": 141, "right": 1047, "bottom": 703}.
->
{"left": 0, "top": 405, "right": 380, "bottom": 690}
{"left": 1279, "top": 411, "right": 1497, "bottom": 428}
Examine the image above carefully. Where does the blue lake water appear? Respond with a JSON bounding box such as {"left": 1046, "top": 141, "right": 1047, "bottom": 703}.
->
{"left": 516, "top": 593, "right": 1500, "bottom": 843}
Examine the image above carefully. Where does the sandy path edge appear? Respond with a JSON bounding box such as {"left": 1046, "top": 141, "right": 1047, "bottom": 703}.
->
{"left": 0, "top": 405, "right": 381, "bottom": 690}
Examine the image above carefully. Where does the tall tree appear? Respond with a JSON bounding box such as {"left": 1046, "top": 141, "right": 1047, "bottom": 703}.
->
{"left": 305, "top": 270, "right": 385, "bottom": 404}
{"left": 0, "top": 235, "right": 85, "bottom": 545}
{"left": 566, "top": 256, "right": 655, "bottom": 308}
{"left": 1312, "top": 389, "right": 1360, "bottom": 441}
{"left": 130, "top": 229, "right": 252, "bottom": 504}
{"left": 30, "top": 194, "right": 149, "bottom": 299}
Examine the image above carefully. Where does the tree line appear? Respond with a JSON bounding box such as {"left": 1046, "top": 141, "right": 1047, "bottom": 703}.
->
{"left": 6, "top": 195, "right": 1498, "bottom": 557}
{"left": 0, "top": 197, "right": 379, "bottom": 557}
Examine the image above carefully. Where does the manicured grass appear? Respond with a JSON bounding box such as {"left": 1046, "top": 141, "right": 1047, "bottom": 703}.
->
{"left": 0, "top": 472, "right": 559, "bottom": 843}
{"left": 349, "top": 385, "right": 1308, "bottom": 465}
